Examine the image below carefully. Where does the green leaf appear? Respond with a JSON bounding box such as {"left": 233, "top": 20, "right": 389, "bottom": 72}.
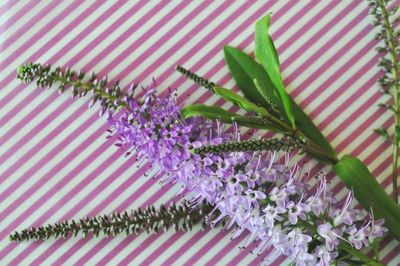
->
{"left": 181, "top": 104, "right": 237, "bottom": 124}
{"left": 231, "top": 116, "right": 288, "bottom": 133}
{"left": 223, "top": 46, "right": 282, "bottom": 114}
{"left": 290, "top": 98, "right": 337, "bottom": 162}
{"left": 255, "top": 14, "right": 295, "bottom": 128}
{"left": 181, "top": 104, "right": 282, "bottom": 131}
{"left": 333, "top": 155, "right": 400, "bottom": 242}
{"left": 213, "top": 86, "right": 268, "bottom": 116}
{"left": 374, "top": 127, "right": 389, "bottom": 139}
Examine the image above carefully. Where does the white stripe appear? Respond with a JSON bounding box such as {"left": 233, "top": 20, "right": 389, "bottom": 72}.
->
{"left": 0, "top": 1, "right": 206, "bottom": 264}
{"left": 0, "top": 1, "right": 28, "bottom": 31}
{"left": 44, "top": 1, "right": 250, "bottom": 264}
{"left": 0, "top": 1, "right": 106, "bottom": 94}
{"left": 0, "top": 1, "right": 48, "bottom": 42}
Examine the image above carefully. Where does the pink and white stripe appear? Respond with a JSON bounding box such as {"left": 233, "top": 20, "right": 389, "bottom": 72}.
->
{"left": 1, "top": 1, "right": 399, "bottom": 265}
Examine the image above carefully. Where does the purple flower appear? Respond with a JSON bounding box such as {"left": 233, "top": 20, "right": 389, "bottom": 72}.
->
{"left": 333, "top": 191, "right": 355, "bottom": 226}
{"left": 346, "top": 225, "right": 369, "bottom": 250}
{"left": 367, "top": 218, "right": 388, "bottom": 240}
{"left": 315, "top": 245, "right": 338, "bottom": 266}
{"left": 244, "top": 189, "right": 266, "bottom": 209}
{"left": 287, "top": 196, "right": 310, "bottom": 225}
{"left": 317, "top": 223, "right": 342, "bottom": 251}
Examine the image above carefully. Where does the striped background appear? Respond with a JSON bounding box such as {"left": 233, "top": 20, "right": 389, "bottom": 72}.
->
{"left": 0, "top": 0, "right": 399, "bottom": 265}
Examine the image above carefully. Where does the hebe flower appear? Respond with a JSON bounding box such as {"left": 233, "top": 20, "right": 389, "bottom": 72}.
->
{"left": 107, "top": 86, "right": 386, "bottom": 265}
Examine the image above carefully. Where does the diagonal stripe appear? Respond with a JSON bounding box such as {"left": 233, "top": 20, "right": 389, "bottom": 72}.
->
{"left": 0, "top": 2, "right": 396, "bottom": 264}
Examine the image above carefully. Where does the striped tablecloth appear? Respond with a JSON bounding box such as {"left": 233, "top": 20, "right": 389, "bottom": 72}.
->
{"left": 1, "top": 1, "right": 399, "bottom": 265}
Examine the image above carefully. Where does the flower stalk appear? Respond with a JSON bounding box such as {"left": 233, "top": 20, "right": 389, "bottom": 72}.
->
{"left": 369, "top": 0, "right": 400, "bottom": 203}
{"left": 17, "top": 63, "right": 131, "bottom": 115}
{"left": 192, "top": 136, "right": 306, "bottom": 154}
{"left": 10, "top": 202, "right": 211, "bottom": 242}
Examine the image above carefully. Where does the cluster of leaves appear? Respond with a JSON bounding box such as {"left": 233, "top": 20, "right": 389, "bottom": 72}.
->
{"left": 176, "top": 13, "right": 400, "bottom": 242}
{"left": 10, "top": 201, "right": 211, "bottom": 242}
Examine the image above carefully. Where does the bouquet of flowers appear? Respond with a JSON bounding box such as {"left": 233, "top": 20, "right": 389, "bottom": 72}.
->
{"left": 9, "top": 1, "right": 400, "bottom": 265}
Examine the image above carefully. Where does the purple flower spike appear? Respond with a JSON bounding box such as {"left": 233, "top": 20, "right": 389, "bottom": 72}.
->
{"left": 104, "top": 84, "right": 386, "bottom": 266}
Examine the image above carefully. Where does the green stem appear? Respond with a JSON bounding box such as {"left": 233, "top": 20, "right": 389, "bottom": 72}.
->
{"left": 339, "top": 243, "right": 384, "bottom": 266}
{"left": 263, "top": 109, "right": 339, "bottom": 163}
{"left": 379, "top": 0, "right": 400, "bottom": 203}
{"left": 50, "top": 74, "right": 128, "bottom": 108}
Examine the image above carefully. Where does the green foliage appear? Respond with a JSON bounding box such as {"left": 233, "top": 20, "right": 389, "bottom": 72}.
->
{"left": 374, "top": 127, "right": 390, "bottom": 141}
{"left": 213, "top": 86, "right": 268, "bottom": 116}
{"left": 223, "top": 46, "right": 283, "bottom": 117}
{"left": 255, "top": 14, "right": 295, "bottom": 127}
{"left": 333, "top": 155, "right": 400, "bottom": 242}
{"left": 223, "top": 46, "right": 337, "bottom": 162}
{"left": 181, "top": 104, "right": 238, "bottom": 124}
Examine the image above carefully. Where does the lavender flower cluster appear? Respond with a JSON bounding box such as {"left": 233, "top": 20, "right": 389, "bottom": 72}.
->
{"left": 107, "top": 84, "right": 386, "bottom": 265}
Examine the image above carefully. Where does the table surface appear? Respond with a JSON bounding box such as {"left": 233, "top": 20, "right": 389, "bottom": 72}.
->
{"left": 0, "top": 1, "right": 399, "bottom": 265}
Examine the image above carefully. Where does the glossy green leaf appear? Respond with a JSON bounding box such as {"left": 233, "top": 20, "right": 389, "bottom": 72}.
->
{"left": 181, "top": 104, "right": 281, "bottom": 131}
{"left": 181, "top": 104, "right": 237, "bottom": 124}
{"left": 223, "top": 46, "right": 282, "bottom": 113}
{"left": 255, "top": 14, "right": 295, "bottom": 127}
{"left": 213, "top": 86, "right": 268, "bottom": 116}
{"left": 333, "top": 155, "right": 400, "bottom": 242}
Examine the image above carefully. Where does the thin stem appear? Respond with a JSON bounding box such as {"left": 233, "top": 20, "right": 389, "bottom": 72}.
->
{"left": 378, "top": 0, "right": 400, "bottom": 203}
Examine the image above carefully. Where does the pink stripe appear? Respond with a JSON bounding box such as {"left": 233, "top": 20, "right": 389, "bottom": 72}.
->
{"left": 177, "top": 3, "right": 371, "bottom": 263}
{"left": 0, "top": 0, "right": 130, "bottom": 196}
{"left": 222, "top": 4, "right": 384, "bottom": 264}
{"left": 0, "top": 0, "right": 93, "bottom": 106}
{"left": 2, "top": 1, "right": 396, "bottom": 264}
{"left": 141, "top": 1, "right": 372, "bottom": 262}
{"left": 0, "top": 1, "right": 40, "bottom": 33}
{"left": 159, "top": 2, "right": 329, "bottom": 265}
{"left": 275, "top": 1, "right": 342, "bottom": 54}
{"left": 0, "top": 0, "right": 170, "bottom": 260}
{"left": 0, "top": 1, "right": 61, "bottom": 52}
{"left": 52, "top": 1, "right": 267, "bottom": 264}
{"left": 293, "top": 27, "right": 375, "bottom": 107}
{"left": 3, "top": 0, "right": 212, "bottom": 262}
{"left": 52, "top": 1, "right": 275, "bottom": 263}
{"left": 61, "top": 184, "right": 177, "bottom": 266}
{"left": 282, "top": 1, "right": 365, "bottom": 87}
{"left": 0, "top": 0, "right": 149, "bottom": 177}
{"left": 382, "top": 242, "right": 400, "bottom": 264}
{"left": 0, "top": 1, "right": 19, "bottom": 21}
